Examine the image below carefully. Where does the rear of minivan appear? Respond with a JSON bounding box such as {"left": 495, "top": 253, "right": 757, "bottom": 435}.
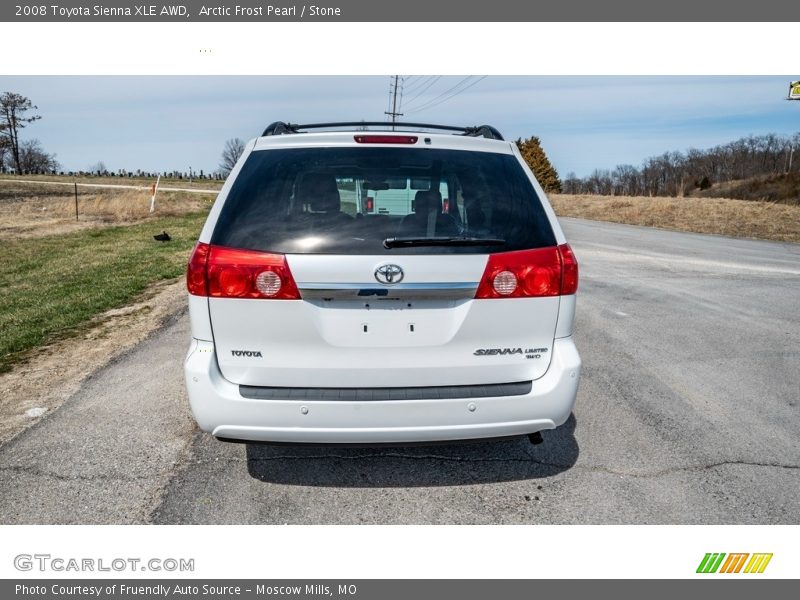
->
{"left": 184, "top": 127, "right": 581, "bottom": 444}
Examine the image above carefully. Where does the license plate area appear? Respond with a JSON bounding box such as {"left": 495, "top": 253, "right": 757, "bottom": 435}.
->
{"left": 305, "top": 298, "right": 469, "bottom": 347}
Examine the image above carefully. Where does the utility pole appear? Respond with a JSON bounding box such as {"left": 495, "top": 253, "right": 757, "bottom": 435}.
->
{"left": 384, "top": 75, "right": 403, "bottom": 130}
{"left": 786, "top": 81, "right": 799, "bottom": 173}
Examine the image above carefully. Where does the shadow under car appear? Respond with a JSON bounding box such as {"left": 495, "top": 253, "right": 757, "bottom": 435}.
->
{"left": 243, "top": 414, "right": 579, "bottom": 487}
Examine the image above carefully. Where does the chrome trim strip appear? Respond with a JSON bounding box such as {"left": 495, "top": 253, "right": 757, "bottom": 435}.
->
{"left": 299, "top": 282, "right": 477, "bottom": 290}
{"left": 298, "top": 281, "right": 478, "bottom": 299}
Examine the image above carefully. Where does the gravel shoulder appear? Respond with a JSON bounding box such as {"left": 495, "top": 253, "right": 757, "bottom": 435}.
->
{"left": 0, "top": 278, "right": 188, "bottom": 447}
{"left": 0, "top": 298, "right": 196, "bottom": 524}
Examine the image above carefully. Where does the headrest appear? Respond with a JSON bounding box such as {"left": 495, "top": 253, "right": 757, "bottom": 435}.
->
{"left": 414, "top": 190, "right": 442, "bottom": 215}
{"left": 296, "top": 174, "right": 341, "bottom": 213}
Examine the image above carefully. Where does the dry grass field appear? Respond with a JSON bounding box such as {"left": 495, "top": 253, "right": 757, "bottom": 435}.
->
{"left": 550, "top": 194, "right": 800, "bottom": 244}
{"left": 0, "top": 173, "right": 225, "bottom": 191}
{"left": 0, "top": 181, "right": 214, "bottom": 240}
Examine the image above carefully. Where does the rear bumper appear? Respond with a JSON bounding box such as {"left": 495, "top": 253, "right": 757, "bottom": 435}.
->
{"left": 184, "top": 337, "right": 581, "bottom": 444}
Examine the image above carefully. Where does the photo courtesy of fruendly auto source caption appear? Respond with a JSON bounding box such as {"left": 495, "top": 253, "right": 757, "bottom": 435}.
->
{"left": 0, "top": 0, "right": 799, "bottom": 595}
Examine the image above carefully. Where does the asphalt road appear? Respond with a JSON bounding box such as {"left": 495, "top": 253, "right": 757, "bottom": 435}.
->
{"left": 1, "top": 218, "right": 798, "bottom": 524}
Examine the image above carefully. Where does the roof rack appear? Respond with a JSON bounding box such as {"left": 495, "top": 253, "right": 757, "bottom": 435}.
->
{"left": 261, "top": 121, "right": 505, "bottom": 141}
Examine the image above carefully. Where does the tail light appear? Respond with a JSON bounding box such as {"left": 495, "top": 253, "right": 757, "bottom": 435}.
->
{"left": 558, "top": 243, "right": 579, "bottom": 295}
{"left": 475, "top": 244, "right": 579, "bottom": 299}
{"left": 186, "top": 242, "right": 210, "bottom": 296}
{"left": 186, "top": 243, "right": 300, "bottom": 300}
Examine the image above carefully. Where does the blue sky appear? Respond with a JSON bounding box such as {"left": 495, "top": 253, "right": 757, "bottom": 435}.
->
{"left": 1, "top": 76, "right": 798, "bottom": 177}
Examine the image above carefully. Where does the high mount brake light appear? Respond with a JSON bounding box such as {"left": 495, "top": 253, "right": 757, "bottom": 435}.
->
{"left": 475, "top": 244, "right": 579, "bottom": 299}
{"left": 186, "top": 243, "right": 300, "bottom": 300}
{"left": 354, "top": 135, "right": 418, "bottom": 144}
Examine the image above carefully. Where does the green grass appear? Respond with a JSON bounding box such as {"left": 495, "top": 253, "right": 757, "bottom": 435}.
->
{"left": 0, "top": 211, "right": 208, "bottom": 373}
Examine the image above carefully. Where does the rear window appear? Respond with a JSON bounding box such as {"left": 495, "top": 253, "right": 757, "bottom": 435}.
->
{"left": 211, "top": 147, "right": 556, "bottom": 254}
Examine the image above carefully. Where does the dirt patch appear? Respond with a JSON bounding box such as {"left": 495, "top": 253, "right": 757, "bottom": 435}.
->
{"left": 0, "top": 278, "right": 188, "bottom": 447}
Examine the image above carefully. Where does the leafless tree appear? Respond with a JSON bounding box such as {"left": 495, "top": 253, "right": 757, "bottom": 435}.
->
{"left": 0, "top": 92, "right": 42, "bottom": 172}
{"left": 18, "top": 139, "right": 59, "bottom": 173}
{"left": 567, "top": 131, "right": 800, "bottom": 198}
{"left": 562, "top": 172, "right": 582, "bottom": 194}
{"left": 612, "top": 164, "right": 641, "bottom": 196}
{"left": 219, "top": 137, "right": 246, "bottom": 177}
{"left": 90, "top": 161, "right": 107, "bottom": 175}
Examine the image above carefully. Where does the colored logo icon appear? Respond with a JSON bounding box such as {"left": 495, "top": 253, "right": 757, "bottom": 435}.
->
{"left": 696, "top": 553, "right": 772, "bottom": 574}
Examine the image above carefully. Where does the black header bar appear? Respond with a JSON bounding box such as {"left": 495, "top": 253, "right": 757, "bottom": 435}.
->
{"left": 3, "top": 1, "right": 800, "bottom": 22}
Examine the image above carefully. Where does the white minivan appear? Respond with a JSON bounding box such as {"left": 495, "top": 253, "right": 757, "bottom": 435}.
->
{"left": 185, "top": 122, "right": 581, "bottom": 444}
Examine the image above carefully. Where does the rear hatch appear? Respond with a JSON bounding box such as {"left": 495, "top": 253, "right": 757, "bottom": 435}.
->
{"left": 204, "top": 141, "right": 564, "bottom": 388}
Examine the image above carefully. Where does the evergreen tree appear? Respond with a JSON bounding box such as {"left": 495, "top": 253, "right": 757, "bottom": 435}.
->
{"left": 515, "top": 136, "right": 562, "bottom": 193}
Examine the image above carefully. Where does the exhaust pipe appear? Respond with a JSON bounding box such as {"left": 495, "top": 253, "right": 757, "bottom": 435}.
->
{"left": 528, "top": 431, "right": 544, "bottom": 445}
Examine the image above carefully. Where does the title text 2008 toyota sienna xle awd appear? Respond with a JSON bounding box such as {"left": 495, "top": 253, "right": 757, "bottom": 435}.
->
{"left": 184, "top": 121, "right": 581, "bottom": 445}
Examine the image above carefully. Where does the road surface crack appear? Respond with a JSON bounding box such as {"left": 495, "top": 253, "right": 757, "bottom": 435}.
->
{"left": 0, "top": 464, "right": 152, "bottom": 483}
{"left": 572, "top": 459, "right": 800, "bottom": 478}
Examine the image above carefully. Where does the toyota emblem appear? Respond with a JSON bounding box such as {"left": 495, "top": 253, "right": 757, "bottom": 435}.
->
{"left": 374, "top": 264, "right": 404, "bottom": 285}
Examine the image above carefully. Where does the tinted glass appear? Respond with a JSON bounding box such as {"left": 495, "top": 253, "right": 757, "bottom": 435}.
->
{"left": 211, "top": 147, "right": 556, "bottom": 254}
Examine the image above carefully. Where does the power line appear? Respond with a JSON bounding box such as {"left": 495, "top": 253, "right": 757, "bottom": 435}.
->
{"left": 400, "top": 75, "right": 419, "bottom": 91}
{"left": 401, "top": 76, "right": 425, "bottom": 94}
{"left": 405, "top": 76, "right": 486, "bottom": 115}
{"left": 404, "top": 76, "right": 475, "bottom": 112}
{"left": 402, "top": 75, "right": 433, "bottom": 94}
{"left": 400, "top": 76, "right": 443, "bottom": 110}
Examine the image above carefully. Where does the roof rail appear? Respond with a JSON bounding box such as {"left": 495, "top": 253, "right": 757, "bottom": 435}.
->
{"left": 261, "top": 121, "right": 505, "bottom": 141}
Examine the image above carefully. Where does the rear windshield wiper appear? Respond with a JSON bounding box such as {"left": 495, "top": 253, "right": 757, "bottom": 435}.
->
{"left": 383, "top": 236, "right": 507, "bottom": 249}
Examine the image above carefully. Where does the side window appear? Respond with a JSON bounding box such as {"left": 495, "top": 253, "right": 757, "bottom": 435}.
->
{"left": 410, "top": 177, "right": 429, "bottom": 190}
